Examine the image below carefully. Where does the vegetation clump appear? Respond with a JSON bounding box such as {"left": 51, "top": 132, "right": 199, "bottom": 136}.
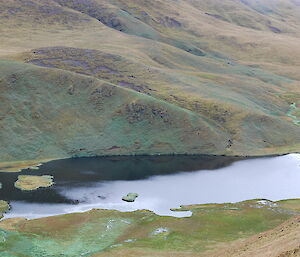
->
{"left": 0, "top": 201, "right": 9, "bottom": 219}
{"left": 287, "top": 103, "right": 300, "bottom": 126}
{"left": 14, "top": 175, "right": 54, "bottom": 191}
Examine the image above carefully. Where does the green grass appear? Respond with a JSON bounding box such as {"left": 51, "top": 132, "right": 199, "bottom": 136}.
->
{"left": 126, "top": 201, "right": 291, "bottom": 252}
{"left": 0, "top": 199, "right": 298, "bottom": 256}
{"left": 0, "top": 217, "right": 132, "bottom": 257}
{"left": 0, "top": 201, "right": 8, "bottom": 219}
{"left": 1, "top": 53, "right": 300, "bottom": 169}
{"left": 287, "top": 103, "right": 300, "bottom": 126}
{"left": 0, "top": 60, "right": 230, "bottom": 166}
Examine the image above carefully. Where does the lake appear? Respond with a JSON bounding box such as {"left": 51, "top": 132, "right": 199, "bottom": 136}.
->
{"left": 1, "top": 154, "right": 300, "bottom": 219}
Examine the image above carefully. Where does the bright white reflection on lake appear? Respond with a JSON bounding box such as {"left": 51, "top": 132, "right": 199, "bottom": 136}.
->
{"left": 4, "top": 154, "right": 300, "bottom": 219}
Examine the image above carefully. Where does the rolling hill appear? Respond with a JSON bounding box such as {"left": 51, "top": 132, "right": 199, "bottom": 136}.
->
{"left": 1, "top": 0, "right": 300, "bottom": 168}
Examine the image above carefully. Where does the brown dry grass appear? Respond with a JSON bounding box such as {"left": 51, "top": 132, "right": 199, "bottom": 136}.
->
{"left": 206, "top": 215, "right": 300, "bottom": 257}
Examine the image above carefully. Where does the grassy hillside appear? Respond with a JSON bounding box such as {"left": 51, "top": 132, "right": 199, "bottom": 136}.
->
{"left": 1, "top": 0, "right": 300, "bottom": 166}
{"left": 1, "top": 199, "right": 300, "bottom": 256}
{"left": 0, "top": 60, "right": 228, "bottom": 165}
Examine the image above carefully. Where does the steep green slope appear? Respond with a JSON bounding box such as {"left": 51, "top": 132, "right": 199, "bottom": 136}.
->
{"left": 0, "top": 60, "right": 228, "bottom": 166}
{"left": 23, "top": 47, "right": 300, "bottom": 155}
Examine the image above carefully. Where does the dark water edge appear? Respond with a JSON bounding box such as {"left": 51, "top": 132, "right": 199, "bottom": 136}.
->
{"left": 0, "top": 155, "right": 244, "bottom": 204}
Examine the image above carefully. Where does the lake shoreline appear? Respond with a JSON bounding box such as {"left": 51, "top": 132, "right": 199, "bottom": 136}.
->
{"left": 1, "top": 154, "right": 300, "bottom": 220}
{"left": 0, "top": 150, "right": 297, "bottom": 173}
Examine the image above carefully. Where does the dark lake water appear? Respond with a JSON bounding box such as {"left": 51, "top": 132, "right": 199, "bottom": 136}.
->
{"left": 1, "top": 154, "right": 300, "bottom": 219}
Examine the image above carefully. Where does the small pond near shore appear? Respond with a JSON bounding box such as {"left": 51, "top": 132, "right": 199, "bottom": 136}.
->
{"left": 1, "top": 154, "right": 300, "bottom": 219}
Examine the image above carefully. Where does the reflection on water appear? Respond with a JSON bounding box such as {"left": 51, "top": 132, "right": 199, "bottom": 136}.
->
{"left": 1, "top": 154, "right": 300, "bottom": 219}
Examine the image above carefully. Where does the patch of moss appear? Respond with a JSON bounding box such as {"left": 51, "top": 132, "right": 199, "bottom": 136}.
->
{"left": 14, "top": 175, "right": 54, "bottom": 191}
{"left": 287, "top": 103, "right": 300, "bottom": 126}
{"left": 0, "top": 201, "right": 9, "bottom": 219}
{"left": 0, "top": 217, "right": 132, "bottom": 257}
